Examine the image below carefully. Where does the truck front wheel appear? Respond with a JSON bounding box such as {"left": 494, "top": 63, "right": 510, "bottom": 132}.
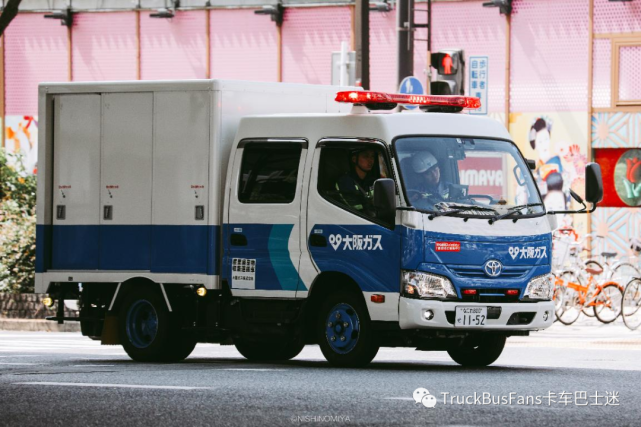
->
{"left": 118, "top": 288, "right": 196, "bottom": 362}
{"left": 447, "top": 335, "right": 506, "bottom": 367}
{"left": 317, "top": 292, "right": 379, "bottom": 368}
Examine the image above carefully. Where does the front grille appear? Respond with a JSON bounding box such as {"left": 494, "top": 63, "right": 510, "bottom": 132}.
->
{"left": 450, "top": 265, "right": 530, "bottom": 279}
{"left": 461, "top": 289, "right": 521, "bottom": 303}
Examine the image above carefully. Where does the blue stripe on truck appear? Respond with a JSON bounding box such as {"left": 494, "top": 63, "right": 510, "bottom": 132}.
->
{"left": 36, "top": 224, "right": 220, "bottom": 275}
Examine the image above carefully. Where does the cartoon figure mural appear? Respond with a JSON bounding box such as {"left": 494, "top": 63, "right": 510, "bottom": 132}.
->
{"left": 4, "top": 116, "right": 38, "bottom": 175}
{"left": 511, "top": 112, "right": 589, "bottom": 233}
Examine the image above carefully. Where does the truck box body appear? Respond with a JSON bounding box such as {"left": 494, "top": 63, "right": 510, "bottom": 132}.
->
{"left": 35, "top": 80, "right": 352, "bottom": 292}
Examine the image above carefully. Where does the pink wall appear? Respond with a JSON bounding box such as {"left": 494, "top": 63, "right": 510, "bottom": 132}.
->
{"left": 72, "top": 12, "right": 137, "bottom": 82}
{"left": 510, "top": 0, "right": 589, "bottom": 112}
{"left": 592, "top": 39, "right": 611, "bottom": 109}
{"left": 594, "top": 0, "right": 641, "bottom": 34}
{"left": 370, "top": 10, "right": 397, "bottom": 93}
{"left": 5, "top": 13, "right": 69, "bottom": 116}
{"left": 282, "top": 7, "right": 352, "bottom": 85}
{"left": 210, "top": 9, "right": 278, "bottom": 82}
{"left": 140, "top": 11, "right": 207, "bottom": 80}
{"left": 414, "top": 1, "right": 507, "bottom": 113}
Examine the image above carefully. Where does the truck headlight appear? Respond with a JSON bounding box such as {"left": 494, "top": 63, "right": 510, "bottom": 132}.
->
{"left": 524, "top": 274, "right": 554, "bottom": 300}
{"left": 401, "top": 271, "right": 457, "bottom": 299}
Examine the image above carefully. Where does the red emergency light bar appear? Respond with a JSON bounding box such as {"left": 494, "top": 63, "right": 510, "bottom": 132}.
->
{"left": 335, "top": 90, "right": 481, "bottom": 112}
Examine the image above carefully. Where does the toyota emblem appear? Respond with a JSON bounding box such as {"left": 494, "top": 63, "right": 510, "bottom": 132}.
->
{"left": 484, "top": 260, "right": 502, "bottom": 277}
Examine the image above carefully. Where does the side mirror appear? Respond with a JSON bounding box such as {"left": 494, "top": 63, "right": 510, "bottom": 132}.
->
{"left": 373, "top": 178, "right": 396, "bottom": 224}
{"left": 585, "top": 162, "right": 603, "bottom": 205}
{"left": 526, "top": 159, "right": 536, "bottom": 170}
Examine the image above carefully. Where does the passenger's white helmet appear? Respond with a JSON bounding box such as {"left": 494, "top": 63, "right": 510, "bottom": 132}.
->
{"left": 411, "top": 152, "right": 438, "bottom": 173}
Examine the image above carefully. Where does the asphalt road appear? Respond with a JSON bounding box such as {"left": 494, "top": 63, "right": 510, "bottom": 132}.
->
{"left": 0, "top": 320, "right": 639, "bottom": 427}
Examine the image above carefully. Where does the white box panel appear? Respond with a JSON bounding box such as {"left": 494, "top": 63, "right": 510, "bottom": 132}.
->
{"left": 52, "top": 94, "right": 101, "bottom": 226}
{"left": 100, "top": 93, "right": 153, "bottom": 225}
{"left": 152, "top": 91, "right": 211, "bottom": 226}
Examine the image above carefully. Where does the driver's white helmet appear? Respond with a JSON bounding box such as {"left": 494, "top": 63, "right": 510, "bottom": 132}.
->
{"left": 412, "top": 152, "right": 438, "bottom": 173}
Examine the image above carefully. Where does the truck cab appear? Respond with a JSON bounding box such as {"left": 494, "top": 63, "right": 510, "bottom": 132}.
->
{"left": 36, "top": 82, "right": 603, "bottom": 367}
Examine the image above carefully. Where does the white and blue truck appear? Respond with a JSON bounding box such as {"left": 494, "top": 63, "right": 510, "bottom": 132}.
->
{"left": 35, "top": 80, "right": 603, "bottom": 367}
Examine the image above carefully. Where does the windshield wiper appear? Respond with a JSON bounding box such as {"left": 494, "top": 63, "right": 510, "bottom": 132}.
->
{"left": 428, "top": 204, "right": 497, "bottom": 220}
{"left": 488, "top": 203, "right": 543, "bottom": 224}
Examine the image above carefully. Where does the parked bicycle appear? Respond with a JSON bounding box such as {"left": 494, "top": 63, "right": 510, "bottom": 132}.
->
{"left": 551, "top": 228, "right": 631, "bottom": 325}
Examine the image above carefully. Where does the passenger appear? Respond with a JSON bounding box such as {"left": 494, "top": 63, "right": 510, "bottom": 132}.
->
{"left": 411, "top": 151, "right": 451, "bottom": 199}
{"left": 335, "top": 148, "right": 379, "bottom": 215}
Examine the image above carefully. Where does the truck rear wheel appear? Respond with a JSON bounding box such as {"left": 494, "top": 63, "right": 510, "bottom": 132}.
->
{"left": 234, "top": 339, "right": 305, "bottom": 361}
{"left": 317, "top": 291, "right": 379, "bottom": 368}
{"left": 118, "top": 288, "right": 196, "bottom": 363}
{"left": 447, "top": 335, "right": 506, "bottom": 367}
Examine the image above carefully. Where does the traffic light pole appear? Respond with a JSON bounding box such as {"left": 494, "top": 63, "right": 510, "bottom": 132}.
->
{"left": 355, "top": 0, "right": 370, "bottom": 90}
{"left": 397, "top": 0, "right": 414, "bottom": 88}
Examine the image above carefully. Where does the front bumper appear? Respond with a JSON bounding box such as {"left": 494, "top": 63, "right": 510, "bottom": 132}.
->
{"left": 399, "top": 298, "right": 555, "bottom": 331}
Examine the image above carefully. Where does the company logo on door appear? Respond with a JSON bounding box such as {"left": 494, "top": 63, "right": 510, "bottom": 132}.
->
{"left": 329, "top": 234, "right": 383, "bottom": 251}
{"left": 435, "top": 242, "right": 461, "bottom": 252}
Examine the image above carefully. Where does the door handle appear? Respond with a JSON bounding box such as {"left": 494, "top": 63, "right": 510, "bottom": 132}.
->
{"left": 309, "top": 234, "right": 327, "bottom": 247}
{"left": 103, "top": 205, "right": 113, "bottom": 220}
{"left": 231, "top": 233, "right": 248, "bottom": 246}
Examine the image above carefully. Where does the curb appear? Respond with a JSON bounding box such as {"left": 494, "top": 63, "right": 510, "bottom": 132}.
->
{"left": 0, "top": 319, "right": 81, "bottom": 332}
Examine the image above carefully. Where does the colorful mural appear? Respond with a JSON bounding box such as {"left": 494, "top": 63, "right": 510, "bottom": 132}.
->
{"left": 510, "top": 112, "right": 589, "bottom": 234}
{"left": 4, "top": 116, "right": 38, "bottom": 175}
{"left": 591, "top": 112, "right": 641, "bottom": 255}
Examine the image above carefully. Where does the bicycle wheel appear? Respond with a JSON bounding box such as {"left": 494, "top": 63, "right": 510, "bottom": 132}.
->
{"left": 594, "top": 284, "right": 623, "bottom": 324}
{"left": 612, "top": 262, "right": 640, "bottom": 283}
{"left": 557, "top": 272, "right": 583, "bottom": 325}
{"left": 622, "top": 278, "right": 641, "bottom": 330}
{"left": 553, "top": 275, "right": 566, "bottom": 320}
{"left": 582, "top": 260, "right": 603, "bottom": 317}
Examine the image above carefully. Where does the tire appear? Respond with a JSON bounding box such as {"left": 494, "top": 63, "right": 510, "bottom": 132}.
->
{"left": 594, "top": 284, "right": 623, "bottom": 324}
{"left": 582, "top": 260, "right": 603, "bottom": 317}
{"left": 317, "top": 291, "right": 379, "bottom": 368}
{"left": 235, "top": 339, "right": 305, "bottom": 362}
{"left": 118, "top": 287, "right": 196, "bottom": 363}
{"left": 622, "top": 279, "right": 641, "bottom": 331}
{"left": 447, "top": 335, "right": 506, "bottom": 367}
{"left": 556, "top": 272, "right": 583, "bottom": 325}
{"left": 612, "top": 262, "right": 640, "bottom": 283}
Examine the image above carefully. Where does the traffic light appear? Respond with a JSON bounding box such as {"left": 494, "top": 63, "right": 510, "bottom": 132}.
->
{"left": 430, "top": 50, "right": 466, "bottom": 96}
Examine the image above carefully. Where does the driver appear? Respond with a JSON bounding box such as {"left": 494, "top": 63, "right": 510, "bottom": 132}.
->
{"left": 335, "top": 147, "right": 379, "bottom": 215}
{"left": 411, "top": 151, "right": 451, "bottom": 199}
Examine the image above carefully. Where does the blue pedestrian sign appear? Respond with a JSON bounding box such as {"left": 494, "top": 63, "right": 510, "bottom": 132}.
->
{"left": 398, "top": 76, "right": 424, "bottom": 110}
{"left": 469, "top": 56, "right": 488, "bottom": 115}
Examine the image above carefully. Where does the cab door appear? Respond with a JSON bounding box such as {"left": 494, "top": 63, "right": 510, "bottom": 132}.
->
{"left": 224, "top": 139, "right": 308, "bottom": 297}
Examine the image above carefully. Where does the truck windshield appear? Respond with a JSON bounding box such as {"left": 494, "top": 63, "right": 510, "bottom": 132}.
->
{"left": 395, "top": 137, "right": 545, "bottom": 218}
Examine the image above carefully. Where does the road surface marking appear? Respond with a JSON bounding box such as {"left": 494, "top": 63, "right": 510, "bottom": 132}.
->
{"left": 71, "top": 365, "right": 115, "bottom": 367}
{"left": 219, "top": 368, "right": 286, "bottom": 371}
{"left": 0, "top": 362, "right": 45, "bottom": 366}
{"left": 13, "top": 382, "right": 213, "bottom": 390}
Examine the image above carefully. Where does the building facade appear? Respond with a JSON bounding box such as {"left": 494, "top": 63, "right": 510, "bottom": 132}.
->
{"left": 2, "top": 0, "right": 640, "bottom": 253}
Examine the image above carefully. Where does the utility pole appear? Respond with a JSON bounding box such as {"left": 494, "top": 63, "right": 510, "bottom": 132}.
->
{"left": 397, "top": 0, "right": 414, "bottom": 88}
{"left": 355, "top": 0, "right": 370, "bottom": 89}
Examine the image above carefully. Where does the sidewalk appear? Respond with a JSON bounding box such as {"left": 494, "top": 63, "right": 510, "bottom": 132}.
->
{"left": 0, "top": 318, "right": 80, "bottom": 332}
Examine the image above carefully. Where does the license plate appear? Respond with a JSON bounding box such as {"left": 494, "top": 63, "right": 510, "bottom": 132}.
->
{"left": 455, "top": 306, "right": 487, "bottom": 327}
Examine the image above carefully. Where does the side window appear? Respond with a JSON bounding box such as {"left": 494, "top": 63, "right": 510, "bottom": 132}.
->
{"left": 238, "top": 143, "right": 303, "bottom": 204}
{"left": 317, "top": 144, "right": 390, "bottom": 220}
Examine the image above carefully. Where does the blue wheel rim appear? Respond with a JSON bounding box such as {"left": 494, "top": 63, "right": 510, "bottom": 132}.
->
{"left": 126, "top": 300, "right": 158, "bottom": 349}
{"left": 325, "top": 303, "right": 360, "bottom": 354}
